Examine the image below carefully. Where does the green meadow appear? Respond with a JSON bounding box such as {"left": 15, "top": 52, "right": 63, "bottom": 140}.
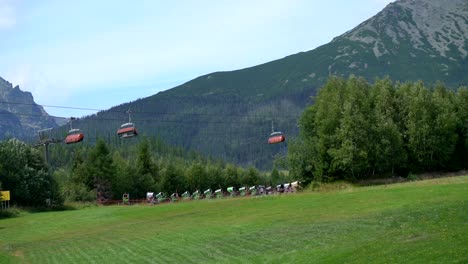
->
{"left": 1, "top": 176, "right": 467, "bottom": 263}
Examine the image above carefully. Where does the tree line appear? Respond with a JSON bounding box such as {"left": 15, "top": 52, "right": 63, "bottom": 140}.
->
{"left": 288, "top": 76, "right": 468, "bottom": 183}
{"left": 0, "top": 136, "right": 293, "bottom": 207}
{"left": 3, "top": 75, "right": 467, "bottom": 207}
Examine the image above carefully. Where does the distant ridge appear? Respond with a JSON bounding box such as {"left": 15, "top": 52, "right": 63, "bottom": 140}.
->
{"left": 0, "top": 76, "right": 57, "bottom": 139}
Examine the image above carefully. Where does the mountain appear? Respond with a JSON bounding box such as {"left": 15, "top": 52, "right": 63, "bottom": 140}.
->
{"left": 156, "top": 0, "right": 468, "bottom": 98}
{"left": 0, "top": 76, "right": 57, "bottom": 139}
{"left": 22, "top": 0, "right": 468, "bottom": 168}
{"left": 0, "top": 109, "right": 23, "bottom": 139}
{"left": 332, "top": 0, "right": 468, "bottom": 85}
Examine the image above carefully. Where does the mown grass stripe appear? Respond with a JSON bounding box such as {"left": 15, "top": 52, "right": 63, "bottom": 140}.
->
{"left": 68, "top": 239, "right": 99, "bottom": 264}
{"left": 57, "top": 244, "right": 81, "bottom": 264}
{"left": 102, "top": 237, "right": 147, "bottom": 263}
{"left": 98, "top": 237, "right": 134, "bottom": 263}
{"left": 133, "top": 238, "right": 173, "bottom": 264}
{"left": 149, "top": 236, "right": 206, "bottom": 263}
{"left": 1, "top": 176, "right": 466, "bottom": 263}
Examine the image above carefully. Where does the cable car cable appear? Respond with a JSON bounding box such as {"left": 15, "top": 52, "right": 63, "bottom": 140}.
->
{"left": 0, "top": 110, "right": 296, "bottom": 126}
{"left": 0, "top": 100, "right": 302, "bottom": 119}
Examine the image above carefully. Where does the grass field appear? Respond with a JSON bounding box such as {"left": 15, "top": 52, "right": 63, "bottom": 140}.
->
{"left": 1, "top": 176, "right": 467, "bottom": 263}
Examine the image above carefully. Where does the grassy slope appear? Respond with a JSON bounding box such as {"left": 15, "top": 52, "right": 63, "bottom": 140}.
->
{"left": 0, "top": 176, "right": 467, "bottom": 263}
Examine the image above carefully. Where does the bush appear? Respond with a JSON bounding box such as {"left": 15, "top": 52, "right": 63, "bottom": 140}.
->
{"left": 407, "top": 172, "right": 419, "bottom": 181}
{"left": 63, "top": 201, "right": 97, "bottom": 210}
{"left": 306, "top": 180, "right": 354, "bottom": 192}
{"left": 62, "top": 182, "right": 96, "bottom": 202}
{"left": 0, "top": 207, "right": 21, "bottom": 218}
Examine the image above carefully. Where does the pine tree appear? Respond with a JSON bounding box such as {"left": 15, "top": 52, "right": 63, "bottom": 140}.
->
{"left": 86, "top": 139, "right": 115, "bottom": 202}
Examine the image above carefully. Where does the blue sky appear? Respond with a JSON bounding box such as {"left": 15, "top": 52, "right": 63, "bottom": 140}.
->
{"left": 0, "top": 0, "right": 394, "bottom": 117}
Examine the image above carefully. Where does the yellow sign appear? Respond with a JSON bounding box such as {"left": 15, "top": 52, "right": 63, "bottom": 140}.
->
{"left": 1, "top": 191, "right": 10, "bottom": 201}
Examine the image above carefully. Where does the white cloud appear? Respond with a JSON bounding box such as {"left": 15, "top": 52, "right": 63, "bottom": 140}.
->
{"left": 0, "top": 0, "right": 16, "bottom": 29}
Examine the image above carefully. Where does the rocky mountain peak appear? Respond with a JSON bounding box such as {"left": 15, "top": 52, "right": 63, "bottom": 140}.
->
{"left": 339, "top": 0, "right": 468, "bottom": 59}
{"left": 0, "top": 76, "right": 57, "bottom": 139}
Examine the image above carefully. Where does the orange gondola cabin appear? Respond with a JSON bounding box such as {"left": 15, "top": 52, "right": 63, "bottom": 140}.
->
{"left": 117, "top": 122, "right": 138, "bottom": 138}
{"left": 65, "top": 129, "right": 84, "bottom": 144}
{"left": 268, "top": 131, "right": 285, "bottom": 144}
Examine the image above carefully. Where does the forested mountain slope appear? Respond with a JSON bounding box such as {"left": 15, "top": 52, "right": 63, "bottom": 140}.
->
{"left": 60, "top": 0, "right": 468, "bottom": 169}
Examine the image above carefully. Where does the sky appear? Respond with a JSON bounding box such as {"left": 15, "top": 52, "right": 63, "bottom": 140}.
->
{"left": 0, "top": 0, "right": 394, "bottom": 117}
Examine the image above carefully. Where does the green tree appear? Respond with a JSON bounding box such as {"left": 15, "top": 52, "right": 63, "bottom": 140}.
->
{"left": 241, "top": 167, "right": 260, "bottom": 186}
{"left": 290, "top": 76, "right": 466, "bottom": 182}
{"left": 327, "top": 76, "right": 371, "bottom": 179}
{"left": 429, "top": 84, "right": 458, "bottom": 168}
{"left": 270, "top": 167, "right": 281, "bottom": 185}
{"left": 131, "top": 139, "right": 157, "bottom": 197}
{"left": 288, "top": 107, "right": 318, "bottom": 183}
{"left": 301, "top": 77, "right": 348, "bottom": 181}
{"left": 454, "top": 87, "right": 468, "bottom": 168}
{"left": 136, "top": 139, "right": 155, "bottom": 176}
{"left": 206, "top": 163, "right": 223, "bottom": 190}
{"left": 402, "top": 82, "right": 458, "bottom": 171}
{"left": 223, "top": 164, "right": 240, "bottom": 187}
{"left": 370, "top": 78, "right": 406, "bottom": 175}
{"left": 186, "top": 162, "right": 206, "bottom": 191}
{"left": 0, "top": 139, "right": 62, "bottom": 207}
{"left": 55, "top": 168, "right": 95, "bottom": 202}
{"left": 85, "top": 139, "right": 115, "bottom": 202}
{"left": 111, "top": 151, "right": 134, "bottom": 199}
{"left": 160, "top": 163, "right": 184, "bottom": 195}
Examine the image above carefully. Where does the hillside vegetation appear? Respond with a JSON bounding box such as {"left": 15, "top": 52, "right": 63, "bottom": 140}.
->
{"left": 1, "top": 135, "right": 291, "bottom": 206}
{"left": 1, "top": 176, "right": 467, "bottom": 263}
{"left": 289, "top": 76, "right": 468, "bottom": 183}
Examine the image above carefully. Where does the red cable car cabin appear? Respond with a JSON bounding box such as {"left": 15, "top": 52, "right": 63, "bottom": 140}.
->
{"left": 117, "top": 122, "right": 138, "bottom": 138}
{"left": 268, "top": 132, "right": 285, "bottom": 144}
{"left": 65, "top": 129, "right": 84, "bottom": 144}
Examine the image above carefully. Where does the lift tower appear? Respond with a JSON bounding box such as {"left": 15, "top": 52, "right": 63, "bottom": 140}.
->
{"left": 34, "top": 128, "right": 62, "bottom": 166}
